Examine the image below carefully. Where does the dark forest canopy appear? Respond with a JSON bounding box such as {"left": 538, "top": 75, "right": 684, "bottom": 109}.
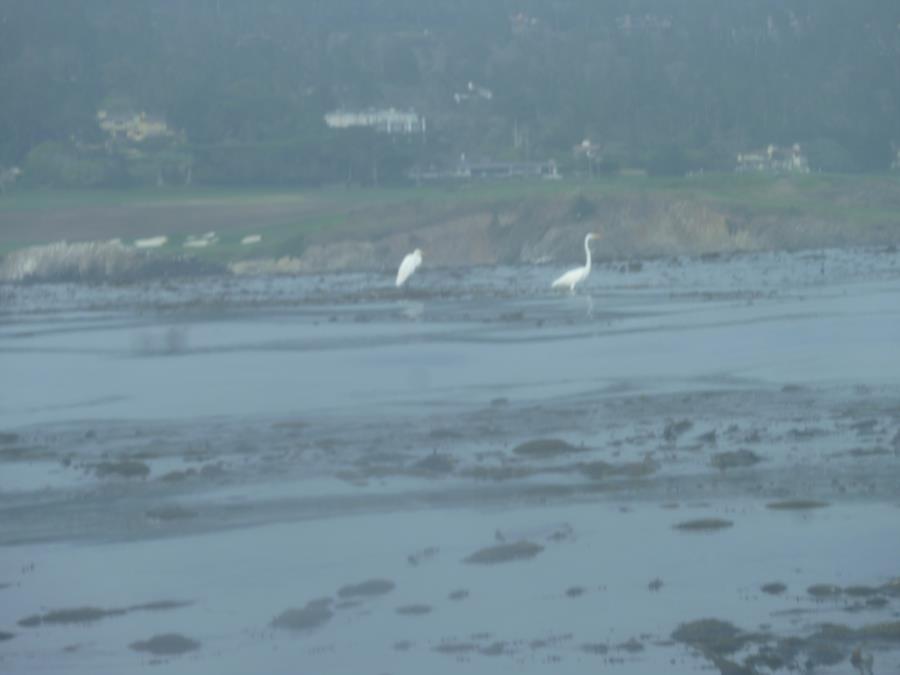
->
{"left": 1, "top": 0, "right": 899, "bottom": 187}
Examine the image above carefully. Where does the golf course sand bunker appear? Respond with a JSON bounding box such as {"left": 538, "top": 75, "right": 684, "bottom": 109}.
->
{"left": 1, "top": 246, "right": 899, "bottom": 673}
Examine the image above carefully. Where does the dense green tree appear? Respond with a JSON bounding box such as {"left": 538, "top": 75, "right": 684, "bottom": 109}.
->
{"left": 1, "top": 0, "right": 899, "bottom": 183}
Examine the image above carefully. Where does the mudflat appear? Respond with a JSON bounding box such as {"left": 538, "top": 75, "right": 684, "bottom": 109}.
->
{"left": 1, "top": 246, "right": 899, "bottom": 673}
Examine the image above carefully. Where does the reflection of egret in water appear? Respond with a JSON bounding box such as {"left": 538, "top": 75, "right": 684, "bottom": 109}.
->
{"left": 584, "top": 294, "right": 594, "bottom": 318}
{"left": 133, "top": 325, "right": 189, "bottom": 356}
{"left": 401, "top": 301, "right": 424, "bottom": 320}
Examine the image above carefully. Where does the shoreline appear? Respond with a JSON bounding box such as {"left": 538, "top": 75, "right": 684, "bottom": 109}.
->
{"left": 1, "top": 174, "right": 899, "bottom": 277}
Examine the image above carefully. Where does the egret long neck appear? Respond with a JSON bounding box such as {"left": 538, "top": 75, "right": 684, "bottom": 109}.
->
{"left": 584, "top": 236, "right": 592, "bottom": 270}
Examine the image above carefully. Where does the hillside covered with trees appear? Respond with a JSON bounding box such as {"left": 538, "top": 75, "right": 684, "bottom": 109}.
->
{"left": 2, "top": 0, "right": 899, "bottom": 187}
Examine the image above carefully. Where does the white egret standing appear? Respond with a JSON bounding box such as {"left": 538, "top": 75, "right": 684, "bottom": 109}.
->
{"left": 396, "top": 248, "right": 423, "bottom": 287}
{"left": 551, "top": 233, "right": 600, "bottom": 292}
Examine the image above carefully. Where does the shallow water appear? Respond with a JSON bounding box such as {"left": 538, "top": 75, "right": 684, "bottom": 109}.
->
{"left": 1, "top": 247, "right": 900, "bottom": 674}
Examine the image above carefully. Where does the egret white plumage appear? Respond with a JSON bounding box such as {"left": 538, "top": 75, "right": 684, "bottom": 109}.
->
{"left": 551, "top": 233, "right": 600, "bottom": 292}
{"left": 396, "top": 248, "right": 423, "bottom": 287}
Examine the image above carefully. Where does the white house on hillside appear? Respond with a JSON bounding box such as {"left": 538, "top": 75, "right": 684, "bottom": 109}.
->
{"left": 324, "top": 108, "right": 426, "bottom": 135}
{"left": 454, "top": 81, "right": 493, "bottom": 104}
{"left": 97, "top": 110, "right": 174, "bottom": 143}
{"left": 736, "top": 143, "right": 809, "bottom": 174}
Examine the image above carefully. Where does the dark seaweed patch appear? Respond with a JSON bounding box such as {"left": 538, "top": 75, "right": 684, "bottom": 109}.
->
{"left": 396, "top": 604, "right": 432, "bottom": 616}
{"left": 710, "top": 449, "right": 761, "bottom": 470}
{"left": 617, "top": 637, "right": 644, "bottom": 653}
{"left": 671, "top": 619, "right": 747, "bottom": 655}
{"left": 579, "top": 458, "right": 658, "bottom": 480}
{"left": 663, "top": 419, "right": 693, "bottom": 442}
{"left": 807, "top": 584, "right": 842, "bottom": 599}
{"left": 159, "top": 469, "right": 197, "bottom": 482}
{"left": 145, "top": 505, "right": 197, "bottom": 521}
{"left": 697, "top": 429, "right": 717, "bottom": 445}
{"left": 851, "top": 419, "right": 878, "bottom": 435}
{"left": 581, "top": 642, "right": 609, "bottom": 655}
{"left": 463, "top": 541, "right": 544, "bottom": 564}
{"left": 428, "top": 428, "right": 462, "bottom": 440}
{"left": 92, "top": 460, "right": 150, "bottom": 479}
{"left": 846, "top": 446, "right": 890, "bottom": 457}
{"left": 407, "top": 546, "right": 439, "bottom": 566}
{"left": 19, "top": 607, "right": 120, "bottom": 627}
{"left": 461, "top": 465, "right": 537, "bottom": 481}
{"left": 512, "top": 439, "right": 585, "bottom": 459}
{"left": 673, "top": 518, "right": 733, "bottom": 532}
{"left": 856, "top": 621, "right": 900, "bottom": 641}
{"left": 271, "top": 599, "right": 333, "bottom": 631}
{"left": 129, "top": 633, "right": 200, "bottom": 656}
{"left": 579, "top": 460, "right": 612, "bottom": 479}
{"left": 0, "top": 446, "right": 40, "bottom": 461}
{"left": 787, "top": 427, "right": 827, "bottom": 441}
{"left": 19, "top": 600, "right": 190, "bottom": 627}
{"left": 411, "top": 454, "right": 455, "bottom": 475}
{"left": 672, "top": 616, "right": 900, "bottom": 673}
{"left": 130, "top": 600, "right": 192, "bottom": 612}
{"left": 480, "top": 641, "right": 506, "bottom": 656}
{"left": 761, "top": 582, "right": 787, "bottom": 595}
{"left": 766, "top": 500, "right": 829, "bottom": 510}
{"left": 433, "top": 641, "right": 478, "bottom": 654}
{"left": 336, "top": 579, "right": 395, "bottom": 599}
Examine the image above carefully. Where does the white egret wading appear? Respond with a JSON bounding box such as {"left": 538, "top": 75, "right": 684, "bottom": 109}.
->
{"left": 396, "top": 248, "right": 423, "bottom": 287}
{"left": 551, "top": 233, "right": 600, "bottom": 292}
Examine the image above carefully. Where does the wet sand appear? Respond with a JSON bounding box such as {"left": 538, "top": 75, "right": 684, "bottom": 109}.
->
{"left": 1, "top": 247, "right": 899, "bottom": 673}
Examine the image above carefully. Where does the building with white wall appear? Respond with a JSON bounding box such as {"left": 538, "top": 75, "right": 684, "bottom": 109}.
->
{"left": 324, "top": 108, "right": 426, "bottom": 135}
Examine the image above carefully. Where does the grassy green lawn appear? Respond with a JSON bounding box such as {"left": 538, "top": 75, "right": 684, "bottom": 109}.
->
{"left": 4, "top": 172, "right": 898, "bottom": 210}
{"left": 0, "top": 186, "right": 308, "bottom": 212}
{"left": 2, "top": 173, "right": 898, "bottom": 261}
